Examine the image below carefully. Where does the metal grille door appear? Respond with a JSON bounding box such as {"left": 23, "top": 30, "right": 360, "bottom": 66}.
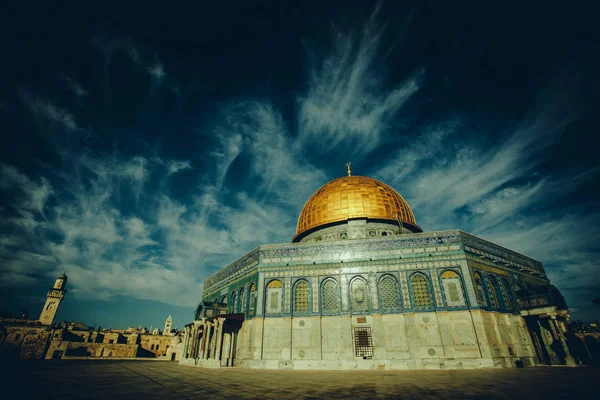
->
{"left": 354, "top": 327, "right": 373, "bottom": 358}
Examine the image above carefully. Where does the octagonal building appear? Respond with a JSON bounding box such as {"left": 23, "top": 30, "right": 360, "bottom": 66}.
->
{"left": 181, "top": 173, "right": 575, "bottom": 369}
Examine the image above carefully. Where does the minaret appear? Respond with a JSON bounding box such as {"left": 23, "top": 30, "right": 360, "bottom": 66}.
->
{"left": 163, "top": 315, "right": 172, "bottom": 336}
{"left": 39, "top": 273, "right": 67, "bottom": 325}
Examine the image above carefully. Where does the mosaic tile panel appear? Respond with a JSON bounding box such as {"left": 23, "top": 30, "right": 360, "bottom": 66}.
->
{"left": 265, "top": 280, "right": 282, "bottom": 314}
{"left": 311, "top": 276, "right": 319, "bottom": 312}
{"left": 485, "top": 276, "right": 501, "bottom": 309}
{"left": 431, "top": 274, "right": 444, "bottom": 307}
{"left": 368, "top": 273, "right": 378, "bottom": 310}
{"left": 499, "top": 279, "right": 514, "bottom": 311}
{"left": 473, "top": 272, "right": 487, "bottom": 307}
{"left": 399, "top": 272, "right": 411, "bottom": 308}
{"left": 341, "top": 275, "right": 349, "bottom": 312}
{"left": 285, "top": 278, "right": 291, "bottom": 313}
{"left": 441, "top": 277, "right": 466, "bottom": 307}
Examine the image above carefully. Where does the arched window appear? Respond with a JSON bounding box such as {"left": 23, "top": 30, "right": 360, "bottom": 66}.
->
{"left": 221, "top": 295, "right": 228, "bottom": 304}
{"left": 440, "top": 270, "right": 466, "bottom": 307}
{"left": 498, "top": 279, "right": 514, "bottom": 312}
{"left": 240, "top": 288, "right": 247, "bottom": 314}
{"left": 231, "top": 292, "right": 237, "bottom": 313}
{"left": 473, "top": 272, "right": 487, "bottom": 307}
{"left": 379, "top": 275, "right": 401, "bottom": 311}
{"left": 249, "top": 284, "right": 257, "bottom": 316}
{"left": 265, "top": 280, "right": 283, "bottom": 314}
{"left": 485, "top": 276, "right": 501, "bottom": 309}
{"left": 321, "top": 279, "right": 340, "bottom": 314}
{"left": 411, "top": 274, "right": 432, "bottom": 308}
{"left": 293, "top": 280, "right": 310, "bottom": 313}
{"left": 350, "top": 277, "right": 369, "bottom": 314}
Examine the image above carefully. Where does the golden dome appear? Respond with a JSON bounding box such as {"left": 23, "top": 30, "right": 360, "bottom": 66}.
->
{"left": 294, "top": 175, "right": 418, "bottom": 240}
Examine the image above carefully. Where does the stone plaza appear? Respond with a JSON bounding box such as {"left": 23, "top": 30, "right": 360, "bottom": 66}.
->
{"left": 4, "top": 360, "right": 598, "bottom": 399}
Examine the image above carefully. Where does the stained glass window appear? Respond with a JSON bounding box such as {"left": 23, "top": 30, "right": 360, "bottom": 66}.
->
{"left": 294, "top": 280, "right": 310, "bottom": 313}
{"left": 351, "top": 278, "right": 369, "bottom": 314}
{"left": 240, "top": 288, "right": 246, "bottom": 314}
{"left": 266, "top": 280, "right": 283, "bottom": 314}
{"left": 322, "top": 279, "right": 339, "bottom": 313}
{"left": 440, "top": 270, "right": 466, "bottom": 307}
{"left": 485, "top": 276, "right": 501, "bottom": 309}
{"left": 499, "top": 279, "right": 514, "bottom": 312}
{"left": 249, "top": 284, "right": 256, "bottom": 316}
{"left": 474, "top": 272, "right": 487, "bottom": 307}
{"left": 411, "top": 274, "right": 432, "bottom": 308}
{"left": 379, "top": 276, "right": 401, "bottom": 311}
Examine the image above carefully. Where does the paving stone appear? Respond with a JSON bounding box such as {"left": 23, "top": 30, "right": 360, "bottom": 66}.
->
{"left": 2, "top": 360, "right": 599, "bottom": 399}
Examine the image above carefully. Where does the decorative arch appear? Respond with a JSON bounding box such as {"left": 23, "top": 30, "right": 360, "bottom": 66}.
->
{"left": 321, "top": 278, "right": 340, "bottom": 314}
{"left": 349, "top": 276, "right": 369, "bottom": 314}
{"left": 498, "top": 279, "right": 515, "bottom": 312}
{"left": 293, "top": 279, "right": 311, "bottom": 314}
{"left": 221, "top": 295, "right": 228, "bottom": 304}
{"left": 440, "top": 269, "right": 467, "bottom": 307}
{"left": 249, "top": 283, "right": 257, "bottom": 316}
{"left": 409, "top": 272, "right": 433, "bottom": 309}
{"left": 473, "top": 271, "right": 488, "bottom": 308}
{"left": 265, "top": 279, "right": 283, "bottom": 315}
{"left": 239, "top": 287, "right": 247, "bottom": 314}
{"left": 230, "top": 292, "right": 237, "bottom": 314}
{"left": 378, "top": 274, "right": 401, "bottom": 312}
{"left": 484, "top": 275, "right": 501, "bottom": 309}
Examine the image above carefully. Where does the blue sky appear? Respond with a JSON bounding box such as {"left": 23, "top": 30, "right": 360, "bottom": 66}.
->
{"left": 0, "top": 1, "right": 598, "bottom": 329}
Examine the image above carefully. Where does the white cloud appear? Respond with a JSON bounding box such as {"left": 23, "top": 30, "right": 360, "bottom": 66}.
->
{"left": 297, "top": 6, "right": 422, "bottom": 156}
{"left": 18, "top": 89, "right": 78, "bottom": 131}
{"left": 373, "top": 67, "right": 597, "bottom": 319}
{"left": 166, "top": 160, "right": 192, "bottom": 174}
{"left": 148, "top": 59, "right": 166, "bottom": 82}
{"left": 64, "top": 76, "right": 88, "bottom": 97}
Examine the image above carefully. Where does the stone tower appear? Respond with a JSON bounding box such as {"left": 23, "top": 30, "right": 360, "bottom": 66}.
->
{"left": 39, "top": 273, "right": 67, "bottom": 325}
{"left": 163, "top": 314, "right": 172, "bottom": 336}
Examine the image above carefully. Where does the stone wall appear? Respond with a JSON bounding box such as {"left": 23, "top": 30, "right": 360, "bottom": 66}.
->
{"left": 234, "top": 310, "right": 536, "bottom": 369}
{"left": 0, "top": 326, "right": 52, "bottom": 359}
{"left": 44, "top": 341, "right": 140, "bottom": 359}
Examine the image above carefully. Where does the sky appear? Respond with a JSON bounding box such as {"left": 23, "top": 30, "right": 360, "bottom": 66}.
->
{"left": 0, "top": 1, "right": 598, "bottom": 329}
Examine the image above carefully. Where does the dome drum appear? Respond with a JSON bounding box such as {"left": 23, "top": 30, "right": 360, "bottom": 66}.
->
{"left": 294, "top": 217, "right": 422, "bottom": 243}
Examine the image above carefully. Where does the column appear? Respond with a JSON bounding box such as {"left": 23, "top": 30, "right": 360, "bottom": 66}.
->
{"left": 203, "top": 322, "right": 212, "bottom": 359}
{"left": 183, "top": 327, "right": 190, "bottom": 358}
{"left": 215, "top": 318, "right": 225, "bottom": 362}
{"left": 550, "top": 317, "right": 576, "bottom": 366}
{"left": 211, "top": 319, "right": 221, "bottom": 360}
{"left": 194, "top": 325, "right": 202, "bottom": 358}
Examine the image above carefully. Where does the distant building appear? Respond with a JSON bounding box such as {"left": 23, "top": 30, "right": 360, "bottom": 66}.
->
{"left": 164, "top": 315, "right": 172, "bottom": 336}
{"left": 0, "top": 274, "right": 183, "bottom": 360}
{"left": 39, "top": 273, "right": 67, "bottom": 325}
